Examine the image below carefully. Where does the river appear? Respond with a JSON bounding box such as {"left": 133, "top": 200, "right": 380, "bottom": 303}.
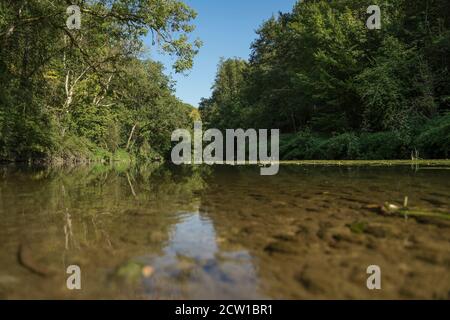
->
{"left": 0, "top": 163, "right": 449, "bottom": 299}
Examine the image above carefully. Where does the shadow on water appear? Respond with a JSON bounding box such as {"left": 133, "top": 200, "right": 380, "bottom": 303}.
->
{"left": 0, "top": 163, "right": 449, "bottom": 299}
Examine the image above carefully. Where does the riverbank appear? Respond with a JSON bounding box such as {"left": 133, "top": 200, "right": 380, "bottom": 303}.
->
{"left": 0, "top": 148, "right": 136, "bottom": 166}
{"left": 2, "top": 158, "right": 450, "bottom": 168}
{"left": 276, "top": 160, "right": 450, "bottom": 167}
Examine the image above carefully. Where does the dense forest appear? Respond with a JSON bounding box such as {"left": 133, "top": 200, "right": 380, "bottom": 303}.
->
{"left": 200, "top": 0, "right": 450, "bottom": 160}
{"left": 1, "top": 0, "right": 449, "bottom": 163}
{"left": 0, "top": 0, "right": 201, "bottom": 163}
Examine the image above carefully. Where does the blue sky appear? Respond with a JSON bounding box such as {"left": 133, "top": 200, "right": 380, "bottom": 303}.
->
{"left": 144, "top": 0, "right": 297, "bottom": 107}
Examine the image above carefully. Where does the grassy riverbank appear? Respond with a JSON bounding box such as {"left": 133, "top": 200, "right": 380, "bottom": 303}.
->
{"left": 276, "top": 160, "right": 450, "bottom": 167}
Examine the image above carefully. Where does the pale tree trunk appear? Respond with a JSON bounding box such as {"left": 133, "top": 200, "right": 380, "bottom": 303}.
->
{"left": 64, "top": 66, "right": 90, "bottom": 110}
{"left": 126, "top": 124, "right": 137, "bottom": 151}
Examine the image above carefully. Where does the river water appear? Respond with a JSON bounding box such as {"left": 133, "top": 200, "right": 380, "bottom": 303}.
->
{"left": 0, "top": 164, "right": 449, "bottom": 299}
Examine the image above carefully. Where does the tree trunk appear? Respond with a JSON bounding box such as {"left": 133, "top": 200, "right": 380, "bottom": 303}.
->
{"left": 126, "top": 124, "right": 137, "bottom": 151}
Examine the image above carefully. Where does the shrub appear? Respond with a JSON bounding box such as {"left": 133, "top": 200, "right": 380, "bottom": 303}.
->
{"left": 415, "top": 113, "right": 450, "bottom": 159}
{"left": 280, "top": 131, "right": 324, "bottom": 160}
{"left": 359, "top": 132, "right": 408, "bottom": 159}
{"left": 310, "top": 133, "right": 360, "bottom": 160}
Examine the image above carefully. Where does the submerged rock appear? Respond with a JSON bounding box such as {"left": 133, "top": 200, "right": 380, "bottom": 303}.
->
{"left": 347, "top": 221, "right": 368, "bottom": 234}
{"left": 113, "top": 261, "right": 155, "bottom": 285}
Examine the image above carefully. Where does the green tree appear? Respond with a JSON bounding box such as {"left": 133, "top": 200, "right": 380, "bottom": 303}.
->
{"left": 0, "top": 0, "right": 201, "bottom": 161}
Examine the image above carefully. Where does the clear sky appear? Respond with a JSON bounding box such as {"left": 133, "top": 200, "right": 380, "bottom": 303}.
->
{"left": 144, "top": 0, "right": 297, "bottom": 107}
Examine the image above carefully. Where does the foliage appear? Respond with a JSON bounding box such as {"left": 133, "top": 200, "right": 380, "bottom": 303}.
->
{"left": 415, "top": 113, "right": 450, "bottom": 158}
{"left": 279, "top": 113, "right": 450, "bottom": 160}
{"left": 0, "top": 0, "right": 200, "bottom": 162}
{"left": 358, "top": 132, "right": 408, "bottom": 160}
{"left": 199, "top": 58, "right": 248, "bottom": 129}
{"left": 200, "top": 0, "right": 450, "bottom": 159}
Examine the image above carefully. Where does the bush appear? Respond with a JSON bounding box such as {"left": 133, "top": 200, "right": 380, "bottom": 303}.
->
{"left": 280, "top": 131, "right": 416, "bottom": 160}
{"left": 280, "top": 131, "right": 324, "bottom": 160}
{"left": 310, "top": 133, "right": 360, "bottom": 160}
{"left": 359, "top": 132, "right": 408, "bottom": 160}
{"left": 52, "top": 135, "right": 99, "bottom": 161}
{"left": 415, "top": 113, "right": 450, "bottom": 158}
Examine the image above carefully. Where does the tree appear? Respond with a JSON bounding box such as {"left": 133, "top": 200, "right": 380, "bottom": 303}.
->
{"left": 0, "top": 0, "right": 201, "bottom": 161}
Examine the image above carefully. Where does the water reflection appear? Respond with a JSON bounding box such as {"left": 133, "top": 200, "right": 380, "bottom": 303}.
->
{"left": 0, "top": 163, "right": 449, "bottom": 299}
{"left": 139, "top": 212, "right": 261, "bottom": 299}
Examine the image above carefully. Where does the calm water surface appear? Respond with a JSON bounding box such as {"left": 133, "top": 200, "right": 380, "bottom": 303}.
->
{"left": 0, "top": 164, "right": 449, "bottom": 299}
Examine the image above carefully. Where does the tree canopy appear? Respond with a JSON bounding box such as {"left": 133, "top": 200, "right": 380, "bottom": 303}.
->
{"left": 0, "top": 0, "right": 201, "bottom": 162}
{"left": 200, "top": 0, "right": 450, "bottom": 159}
